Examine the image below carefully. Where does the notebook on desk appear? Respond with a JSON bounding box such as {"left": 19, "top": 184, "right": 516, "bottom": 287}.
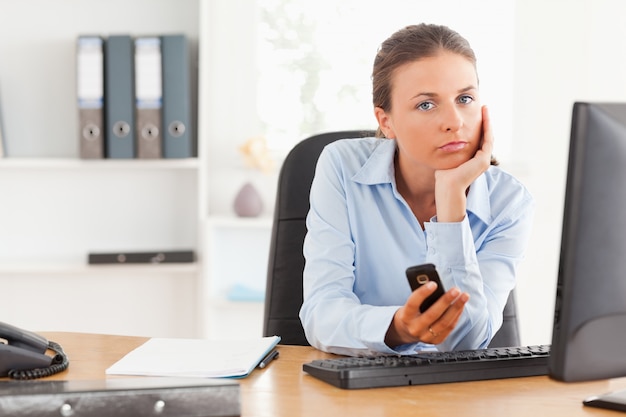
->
{"left": 106, "top": 335, "right": 280, "bottom": 378}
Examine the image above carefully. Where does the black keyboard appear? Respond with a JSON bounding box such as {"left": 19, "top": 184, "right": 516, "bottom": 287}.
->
{"left": 303, "top": 344, "right": 550, "bottom": 389}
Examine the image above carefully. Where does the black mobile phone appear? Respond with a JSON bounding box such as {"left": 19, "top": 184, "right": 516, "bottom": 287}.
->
{"left": 406, "top": 263, "right": 446, "bottom": 313}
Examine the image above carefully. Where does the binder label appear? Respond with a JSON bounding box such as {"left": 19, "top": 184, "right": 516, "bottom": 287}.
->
{"left": 77, "top": 37, "right": 104, "bottom": 109}
{"left": 135, "top": 37, "right": 162, "bottom": 109}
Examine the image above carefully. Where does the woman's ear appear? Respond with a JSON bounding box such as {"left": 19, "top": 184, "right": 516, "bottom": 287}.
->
{"left": 374, "top": 107, "right": 395, "bottom": 139}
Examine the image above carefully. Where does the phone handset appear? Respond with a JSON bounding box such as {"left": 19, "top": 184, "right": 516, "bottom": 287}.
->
{"left": 0, "top": 321, "right": 69, "bottom": 379}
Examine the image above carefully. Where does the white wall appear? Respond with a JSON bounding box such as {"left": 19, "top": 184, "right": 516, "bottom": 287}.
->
{"left": 513, "top": 0, "right": 626, "bottom": 345}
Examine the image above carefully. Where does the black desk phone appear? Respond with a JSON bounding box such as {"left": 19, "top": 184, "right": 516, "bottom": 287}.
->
{"left": 0, "top": 321, "right": 69, "bottom": 379}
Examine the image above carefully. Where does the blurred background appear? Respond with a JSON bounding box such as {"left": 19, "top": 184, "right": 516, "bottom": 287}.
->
{"left": 1, "top": 0, "right": 624, "bottom": 345}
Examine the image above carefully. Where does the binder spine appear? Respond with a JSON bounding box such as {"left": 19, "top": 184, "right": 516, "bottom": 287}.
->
{"left": 162, "top": 34, "right": 193, "bottom": 158}
{"left": 105, "top": 35, "right": 136, "bottom": 159}
{"left": 77, "top": 36, "right": 104, "bottom": 159}
{"left": 134, "top": 37, "right": 163, "bottom": 159}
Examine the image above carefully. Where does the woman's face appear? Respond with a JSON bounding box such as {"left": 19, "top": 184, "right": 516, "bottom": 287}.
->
{"left": 375, "top": 51, "right": 482, "bottom": 172}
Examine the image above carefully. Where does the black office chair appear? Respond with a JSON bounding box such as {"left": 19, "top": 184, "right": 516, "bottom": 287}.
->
{"left": 263, "top": 131, "right": 520, "bottom": 348}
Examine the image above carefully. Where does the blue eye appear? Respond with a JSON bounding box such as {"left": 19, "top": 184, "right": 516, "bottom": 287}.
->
{"left": 458, "top": 95, "right": 474, "bottom": 104}
{"left": 417, "top": 101, "right": 435, "bottom": 111}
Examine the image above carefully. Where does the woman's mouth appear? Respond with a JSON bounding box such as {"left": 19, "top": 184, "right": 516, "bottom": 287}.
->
{"left": 439, "top": 141, "right": 468, "bottom": 152}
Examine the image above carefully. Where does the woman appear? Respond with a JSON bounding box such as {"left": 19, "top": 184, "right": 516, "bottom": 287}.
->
{"left": 299, "top": 23, "right": 534, "bottom": 356}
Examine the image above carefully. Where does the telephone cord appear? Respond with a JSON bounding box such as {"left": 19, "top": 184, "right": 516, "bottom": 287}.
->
{"left": 7, "top": 340, "right": 70, "bottom": 380}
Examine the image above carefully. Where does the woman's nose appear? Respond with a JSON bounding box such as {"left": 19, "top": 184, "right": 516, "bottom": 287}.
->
{"left": 440, "top": 105, "right": 463, "bottom": 132}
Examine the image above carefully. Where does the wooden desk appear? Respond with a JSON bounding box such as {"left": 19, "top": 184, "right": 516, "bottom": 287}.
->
{"left": 22, "top": 332, "right": 626, "bottom": 416}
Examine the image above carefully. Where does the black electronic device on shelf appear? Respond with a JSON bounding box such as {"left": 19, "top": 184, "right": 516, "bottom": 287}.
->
{"left": 88, "top": 250, "right": 195, "bottom": 264}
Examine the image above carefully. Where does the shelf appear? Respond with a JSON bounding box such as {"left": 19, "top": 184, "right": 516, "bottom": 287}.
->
{"left": 208, "top": 297, "right": 265, "bottom": 308}
{"left": 0, "top": 0, "right": 204, "bottom": 339}
{"left": 0, "top": 0, "right": 278, "bottom": 340}
{"left": 0, "top": 158, "right": 199, "bottom": 170}
{"left": 206, "top": 215, "right": 273, "bottom": 229}
{"left": 0, "top": 263, "right": 199, "bottom": 276}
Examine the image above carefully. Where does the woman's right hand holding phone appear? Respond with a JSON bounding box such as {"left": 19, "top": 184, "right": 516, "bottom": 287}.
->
{"left": 384, "top": 282, "right": 469, "bottom": 348}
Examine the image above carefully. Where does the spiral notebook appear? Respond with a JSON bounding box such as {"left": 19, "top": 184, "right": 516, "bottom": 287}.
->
{"left": 106, "top": 335, "right": 280, "bottom": 378}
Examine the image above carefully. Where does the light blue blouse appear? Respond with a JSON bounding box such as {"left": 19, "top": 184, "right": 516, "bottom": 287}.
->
{"left": 299, "top": 137, "right": 535, "bottom": 356}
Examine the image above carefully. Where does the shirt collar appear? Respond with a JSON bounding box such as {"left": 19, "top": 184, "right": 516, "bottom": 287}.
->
{"left": 352, "top": 139, "right": 491, "bottom": 223}
{"left": 351, "top": 139, "right": 397, "bottom": 185}
{"left": 351, "top": 138, "right": 492, "bottom": 224}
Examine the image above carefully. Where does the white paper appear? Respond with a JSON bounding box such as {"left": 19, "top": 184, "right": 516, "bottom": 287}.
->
{"left": 105, "top": 336, "right": 280, "bottom": 378}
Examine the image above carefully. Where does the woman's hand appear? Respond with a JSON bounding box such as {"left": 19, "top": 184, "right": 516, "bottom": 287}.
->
{"left": 434, "top": 105, "right": 494, "bottom": 223}
{"left": 385, "top": 281, "right": 470, "bottom": 347}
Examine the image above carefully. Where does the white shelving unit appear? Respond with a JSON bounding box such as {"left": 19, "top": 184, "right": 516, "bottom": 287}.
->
{"left": 200, "top": 216, "right": 271, "bottom": 339}
{"left": 196, "top": 0, "right": 276, "bottom": 340}
{"left": 0, "top": 0, "right": 277, "bottom": 339}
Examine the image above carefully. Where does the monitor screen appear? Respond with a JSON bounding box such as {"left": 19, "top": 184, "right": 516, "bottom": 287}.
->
{"left": 548, "top": 102, "right": 626, "bottom": 382}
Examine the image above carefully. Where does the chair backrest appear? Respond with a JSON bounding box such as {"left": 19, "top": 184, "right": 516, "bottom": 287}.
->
{"left": 263, "top": 131, "right": 520, "bottom": 348}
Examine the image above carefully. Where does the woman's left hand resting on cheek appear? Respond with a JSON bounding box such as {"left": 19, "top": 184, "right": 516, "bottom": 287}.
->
{"left": 434, "top": 105, "right": 494, "bottom": 223}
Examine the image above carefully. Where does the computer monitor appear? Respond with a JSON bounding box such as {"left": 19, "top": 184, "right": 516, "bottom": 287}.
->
{"left": 548, "top": 102, "right": 626, "bottom": 382}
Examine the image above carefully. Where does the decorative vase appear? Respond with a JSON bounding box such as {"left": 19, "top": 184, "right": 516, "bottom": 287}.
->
{"left": 233, "top": 182, "right": 263, "bottom": 217}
